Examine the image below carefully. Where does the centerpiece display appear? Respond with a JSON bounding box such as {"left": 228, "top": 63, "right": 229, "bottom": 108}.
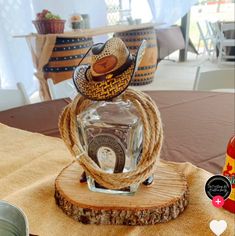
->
{"left": 55, "top": 37, "right": 189, "bottom": 225}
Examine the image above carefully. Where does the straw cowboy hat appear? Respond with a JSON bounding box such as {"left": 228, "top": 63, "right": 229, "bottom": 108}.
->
{"left": 73, "top": 37, "right": 146, "bottom": 101}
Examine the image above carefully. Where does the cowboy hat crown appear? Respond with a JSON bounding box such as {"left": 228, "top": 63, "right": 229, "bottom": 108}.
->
{"left": 90, "top": 38, "right": 132, "bottom": 79}
{"left": 73, "top": 37, "right": 146, "bottom": 101}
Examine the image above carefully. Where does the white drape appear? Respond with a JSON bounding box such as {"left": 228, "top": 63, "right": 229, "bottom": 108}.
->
{"left": 131, "top": 0, "right": 152, "bottom": 23}
{"left": 0, "top": 0, "right": 107, "bottom": 95}
{"left": 0, "top": 0, "right": 36, "bottom": 94}
{"left": 0, "top": 0, "right": 197, "bottom": 95}
{"left": 147, "top": 0, "right": 198, "bottom": 28}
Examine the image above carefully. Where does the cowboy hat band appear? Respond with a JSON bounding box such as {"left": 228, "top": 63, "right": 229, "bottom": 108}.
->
{"left": 91, "top": 53, "right": 133, "bottom": 82}
{"left": 73, "top": 37, "right": 146, "bottom": 101}
{"left": 74, "top": 59, "right": 135, "bottom": 101}
{"left": 90, "top": 38, "right": 131, "bottom": 77}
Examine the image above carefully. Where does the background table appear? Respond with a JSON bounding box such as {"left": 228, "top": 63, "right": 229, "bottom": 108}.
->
{"left": 155, "top": 25, "right": 198, "bottom": 62}
{"left": 0, "top": 91, "right": 233, "bottom": 174}
{"left": 17, "top": 23, "right": 156, "bottom": 100}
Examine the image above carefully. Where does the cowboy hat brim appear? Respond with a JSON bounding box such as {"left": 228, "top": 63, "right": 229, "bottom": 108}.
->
{"left": 73, "top": 40, "right": 146, "bottom": 101}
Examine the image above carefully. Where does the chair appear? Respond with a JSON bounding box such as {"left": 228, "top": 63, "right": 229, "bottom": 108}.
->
{"left": 193, "top": 66, "right": 235, "bottom": 92}
{"left": 215, "top": 22, "right": 235, "bottom": 63}
{"left": 196, "top": 21, "right": 217, "bottom": 57}
{"left": 206, "top": 21, "right": 220, "bottom": 47}
{"left": 47, "top": 78, "right": 77, "bottom": 100}
{"left": 0, "top": 82, "right": 30, "bottom": 111}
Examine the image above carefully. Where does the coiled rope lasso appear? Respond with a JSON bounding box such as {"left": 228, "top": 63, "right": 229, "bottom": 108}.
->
{"left": 59, "top": 88, "right": 163, "bottom": 190}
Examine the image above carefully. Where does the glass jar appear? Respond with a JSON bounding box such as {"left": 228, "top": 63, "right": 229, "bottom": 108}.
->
{"left": 77, "top": 98, "right": 143, "bottom": 195}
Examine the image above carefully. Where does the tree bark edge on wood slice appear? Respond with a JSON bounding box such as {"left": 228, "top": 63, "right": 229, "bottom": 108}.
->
{"left": 55, "top": 161, "right": 189, "bottom": 225}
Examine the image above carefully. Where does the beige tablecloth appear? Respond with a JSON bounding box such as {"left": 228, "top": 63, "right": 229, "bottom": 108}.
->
{"left": 0, "top": 123, "right": 234, "bottom": 236}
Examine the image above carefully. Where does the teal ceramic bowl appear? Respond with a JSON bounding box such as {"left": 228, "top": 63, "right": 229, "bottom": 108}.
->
{"left": 0, "top": 201, "right": 29, "bottom": 236}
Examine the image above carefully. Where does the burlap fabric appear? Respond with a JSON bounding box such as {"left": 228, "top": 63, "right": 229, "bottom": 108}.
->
{"left": 0, "top": 123, "right": 234, "bottom": 235}
{"left": 26, "top": 34, "right": 56, "bottom": 100}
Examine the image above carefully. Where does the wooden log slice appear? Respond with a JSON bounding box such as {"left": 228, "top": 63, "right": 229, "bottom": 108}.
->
{"left": 55, "top": 161, "right": 189, "bottom": 225}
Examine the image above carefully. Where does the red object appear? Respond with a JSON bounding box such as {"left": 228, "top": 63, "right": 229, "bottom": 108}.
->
{"left": 223, "top": 198, "right": 235, "bottom": 213}
{"left": 32, "top": 19, "right": 66, "bottom": 34}
{"left": 227, "top": 136, "right": 235, "bottom": 159}
{"left": 223, "top": 135, "right": 235, "bottom": 214}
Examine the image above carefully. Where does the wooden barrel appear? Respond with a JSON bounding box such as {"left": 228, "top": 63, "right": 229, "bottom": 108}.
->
{"left": 43, "top": 37, "right": 93, "bottom": 84}
{"left": 115, "top": 27, "right": 158, "bottom": 85}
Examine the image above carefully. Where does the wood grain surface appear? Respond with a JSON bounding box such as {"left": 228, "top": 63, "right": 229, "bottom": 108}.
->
{"left": 55, "top": 160, "right": 189, "bottom": 225}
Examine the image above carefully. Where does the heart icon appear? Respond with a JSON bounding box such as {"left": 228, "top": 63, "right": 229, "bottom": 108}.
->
{"left": 209, "top": 220, "right": 227, "bottom": 236}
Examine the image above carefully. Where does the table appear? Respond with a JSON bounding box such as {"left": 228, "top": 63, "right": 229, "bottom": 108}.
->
{"left": 0, "top": 98, "right": 70, "bottom": 137}
{"left": 156, "top": 26, "right": 185, "bottom": 62}
{"left": 155, "top": 26, "right": 198, "bottom": 62}
{"left": 1, "top": 91, "right": 234, "bottom": 235}
{"left": 0, "top": 91, "right": 234, "bottom": 174}
{"left": 16, "top": 23, "right": 156, "bottom": 100}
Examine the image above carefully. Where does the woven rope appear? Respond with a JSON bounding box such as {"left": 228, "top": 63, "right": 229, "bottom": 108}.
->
{"left": 59, "top": 88, "right": 163, "bottom": 189}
